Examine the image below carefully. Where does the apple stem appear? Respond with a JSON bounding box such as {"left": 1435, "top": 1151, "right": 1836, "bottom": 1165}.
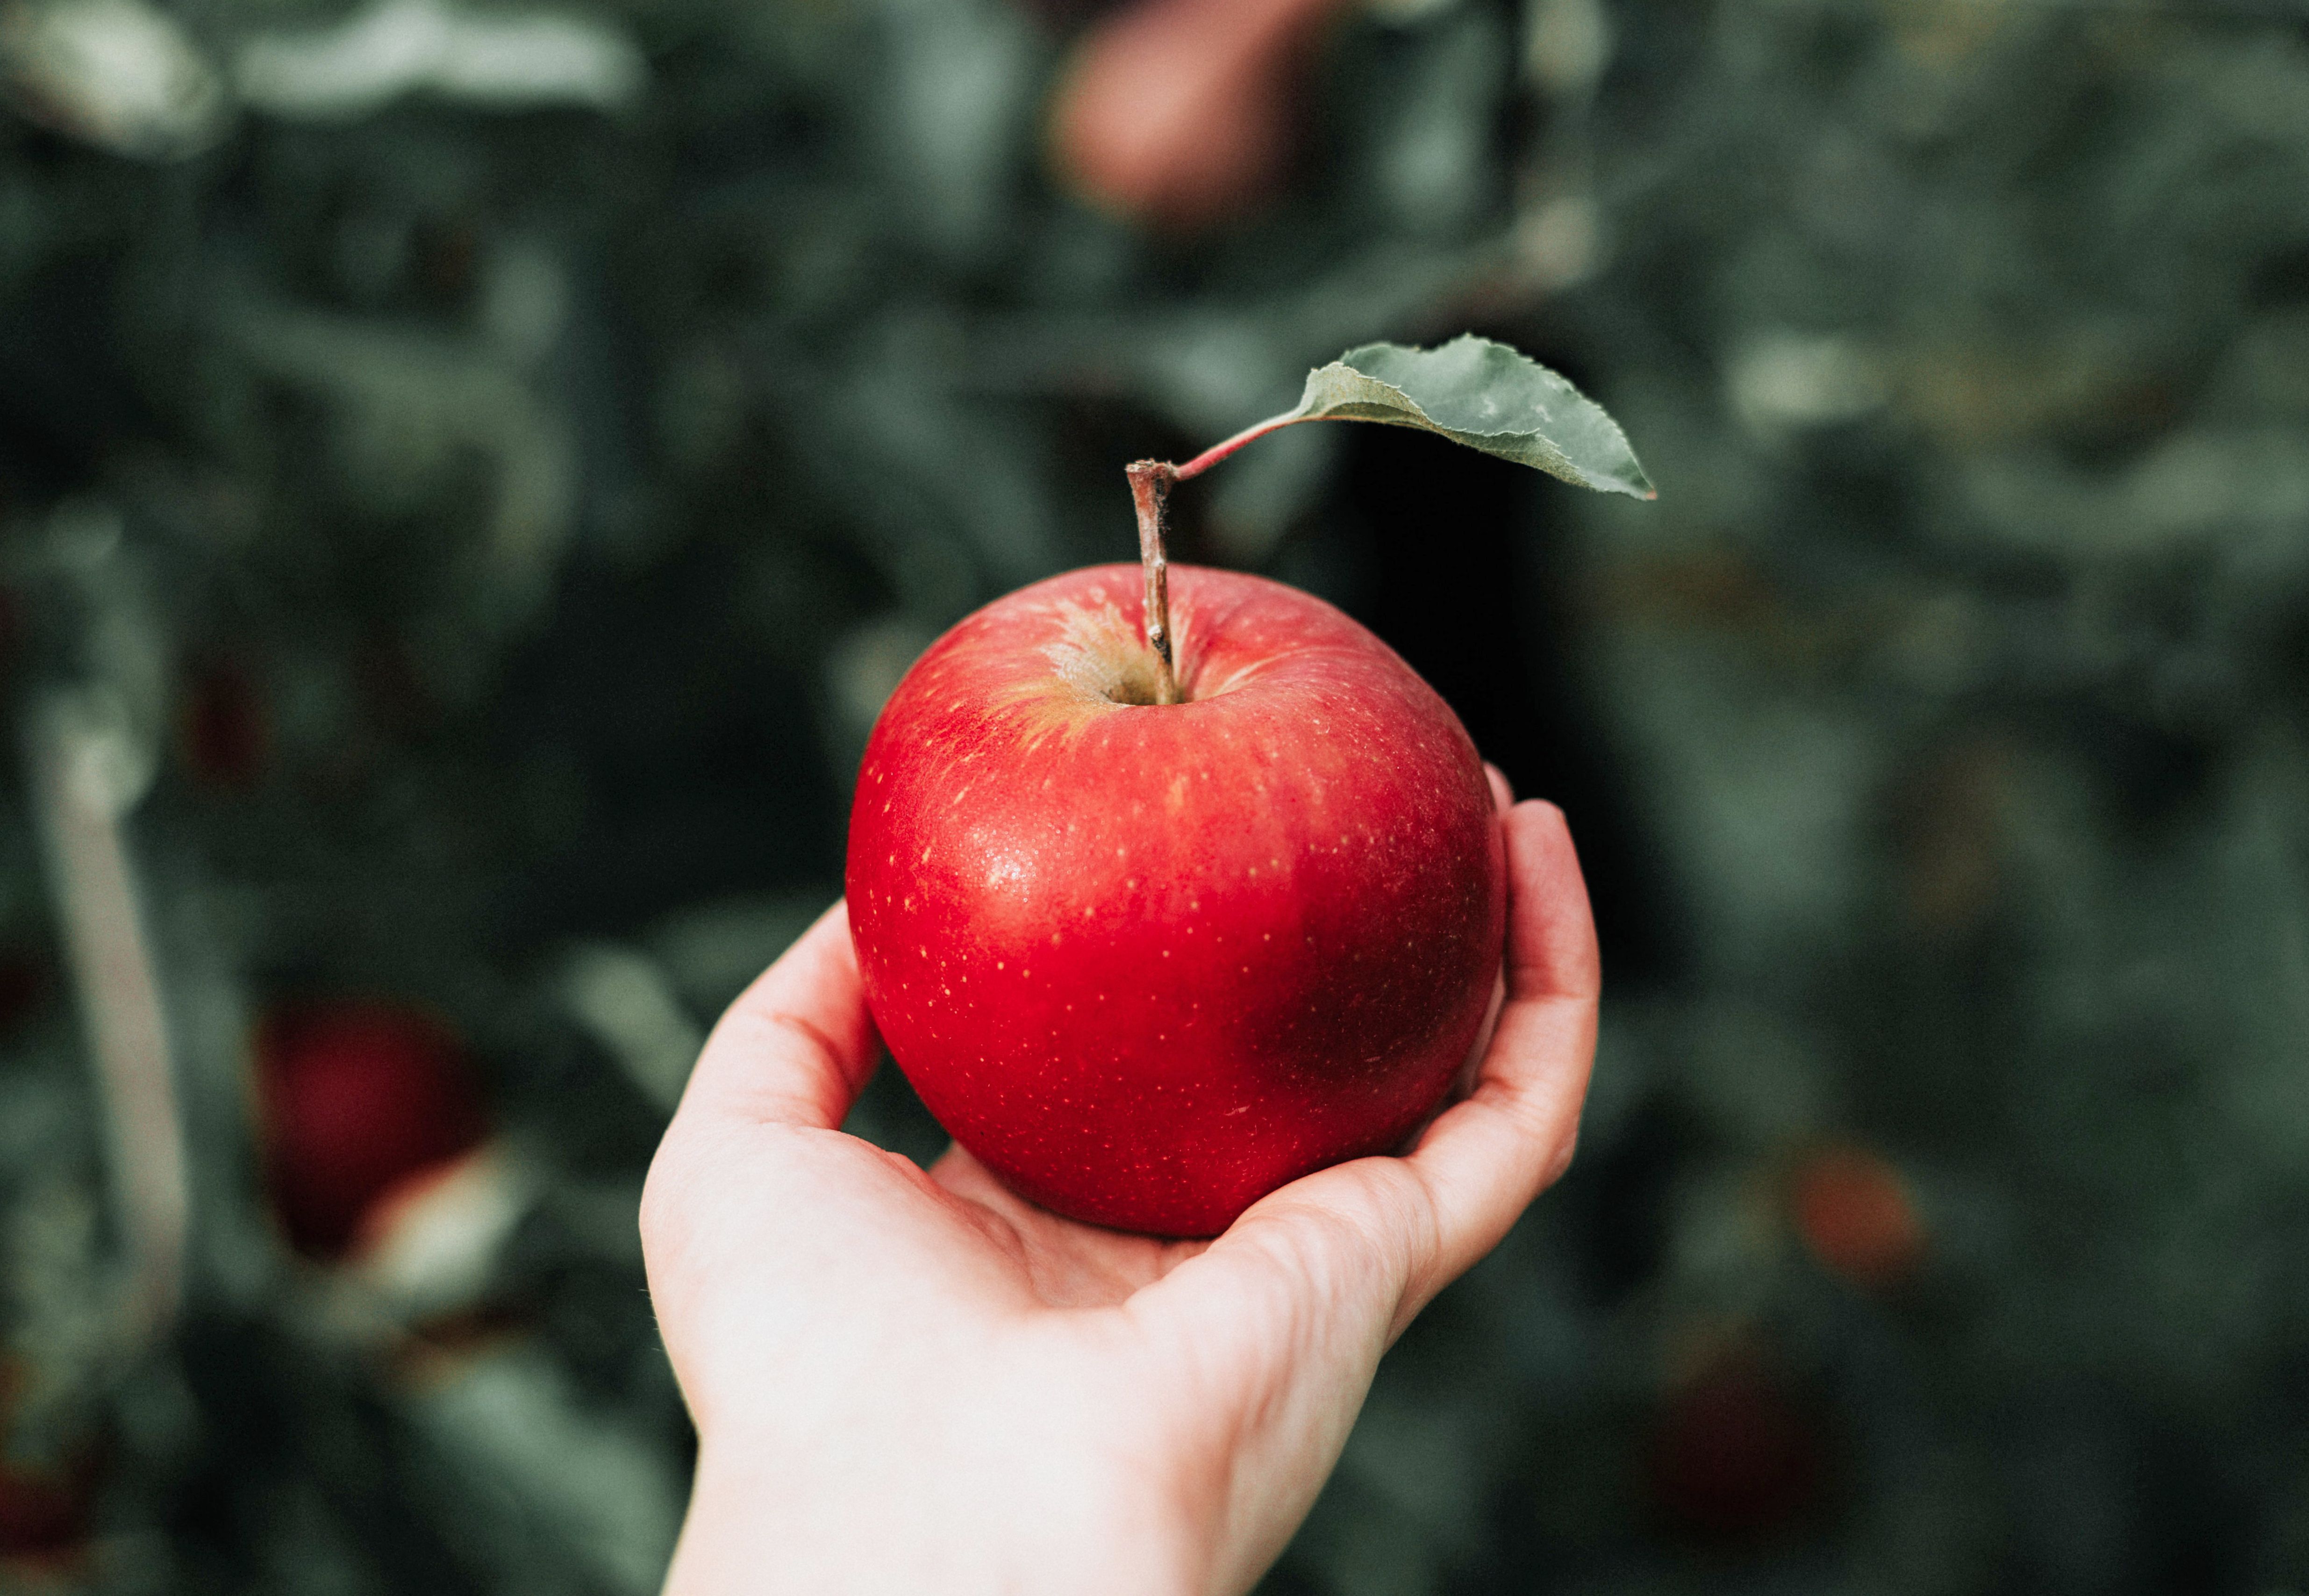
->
{"left": 1170, "top": 409, "right": 1303, "bottom": 482}
{"left": 1126, "top": 459, "right": 1182, "bottom": 705}
{"left": 1123, "top": 404, "right": 1311, "bottom": 703}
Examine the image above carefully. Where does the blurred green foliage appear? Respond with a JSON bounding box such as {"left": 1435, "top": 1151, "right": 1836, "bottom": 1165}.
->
{"left": 3, "top": 0, "right": 2309, "bottom": 1590}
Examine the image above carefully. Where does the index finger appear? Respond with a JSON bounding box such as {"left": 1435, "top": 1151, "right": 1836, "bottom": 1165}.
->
{"left": 671, "top": 899, "right": 883, "bottom": 1132}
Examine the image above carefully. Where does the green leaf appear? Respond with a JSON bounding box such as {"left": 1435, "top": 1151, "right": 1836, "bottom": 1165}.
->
{"left": 1289, "top": 335, "right": 1655, "bottom": 500}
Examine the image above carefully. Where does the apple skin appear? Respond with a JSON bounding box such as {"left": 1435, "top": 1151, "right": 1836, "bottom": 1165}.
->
{"left": 847, "top": 563, "right": 1505, "bottom": 1236}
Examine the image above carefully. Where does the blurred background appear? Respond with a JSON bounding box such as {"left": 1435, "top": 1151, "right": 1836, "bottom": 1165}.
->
{"left": 3, "top": 0, "right": 2308, "bottom": 1587}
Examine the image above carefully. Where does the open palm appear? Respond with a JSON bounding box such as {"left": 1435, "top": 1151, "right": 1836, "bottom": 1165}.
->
{"left": 641, "top": 778, "right": 1598, "bottom": 1595}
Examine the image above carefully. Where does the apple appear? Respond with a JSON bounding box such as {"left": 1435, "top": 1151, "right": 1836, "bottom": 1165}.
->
{"left": 255, "top": 1001, "right": 490, "bottom": 1259}
{"left": 0, "top": 946, "right": 49, "bottom": 1042}
{"left": 0, "top": 1455, "right": 88, "bottom": 1567}
{"left": 179, "top": 656, "right": 269, "bottom": 791}
{"left": 1048, "top": 0, "right": 1346, "bottom": 231}
{"left": 847, "top": 337, "right": 1650, "bottom": 1234}
{"left": 1788, "top": 1142, "right": 1925, "bottom": 1289}
{"left": 847, "top": 561, "right": 1504, "bottom": 1235}
{"left": 0, "top": 1367, "right": 91, "bottom": 1571}
{"left": 1647, "top": 1341, "right": 1826, "bottom": 1541}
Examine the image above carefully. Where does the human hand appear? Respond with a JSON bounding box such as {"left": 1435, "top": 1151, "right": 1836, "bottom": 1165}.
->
{"left": 641, "top": 771, "right": 1599, "bottom": 1595}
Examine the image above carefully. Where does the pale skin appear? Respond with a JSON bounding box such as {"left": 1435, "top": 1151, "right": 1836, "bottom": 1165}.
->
{"left": 641, "top": 770, "right": 1600, "bottom": 1595}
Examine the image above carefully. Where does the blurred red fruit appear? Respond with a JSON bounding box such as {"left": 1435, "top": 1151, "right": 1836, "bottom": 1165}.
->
{"left": 0, "top": 1458, "right": 88, "bottom": 1564}
{"left": 0, "top": 587, "right": 21, "bottom": 688}
{"left": 1790, "top": 1143, "right": 1925, "bottom": 1288}
{"left": 1648, "top": 1346, "right": 1825, "bottom": 1542}
{"left": 0, "top": 950, "right": 49, "bottom": 1041}
{"left": 1049, "top": 0, "right": 1346, "bottom": 230}
{"left": 0, "top": 1367, "right": 92, "bottom": 1570}
{"left": 180, "top": 659, "right": 270, "bottom": 790}
{"left": 256, "top": 1002, "right": 489, "bottom": 1259}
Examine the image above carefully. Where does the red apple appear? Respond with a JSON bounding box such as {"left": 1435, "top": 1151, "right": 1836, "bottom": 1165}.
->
{"left": 179, "top": 657, "right": 270, "bottom": 791}
{"left": 255, "top": 1001, "right": 489, "bottom": 1259}
{"left": 847, "top": 562, "right": 1504, "bottom": 1236}
{"left": 1047, "top": 0, "right": 1345, "bottom": 233}
{"left": 0, "top": 1455, "right": 89, "bottom": 1567}
{"left": 0, "top": 1364, "right": 92, "bottom": 1571}
{"left": 1648, "top": 1342, "right": 1826, "bottom": 1542}
{"left": 1789, "top": 1143, "right": 1925, "bottom": 1289}
{"left": 0, "top": 947, "right": 49, "bottom": 1042}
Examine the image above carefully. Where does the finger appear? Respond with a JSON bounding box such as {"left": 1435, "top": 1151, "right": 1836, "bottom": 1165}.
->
{"left": 1485, "top": 762, "right": 1513, "bottom": 816}
{"left": 671, "top": 899, "right": 883, "bottom": 1132}
{"left": 1397, "top": 801, "right": 1598, "bottom": 1309}
{"left": 1424, "top": 761, "right": 1509, "bottom": 1116}
{"left": 1495, "top": 800, "right": 1600, "bottom": 1007}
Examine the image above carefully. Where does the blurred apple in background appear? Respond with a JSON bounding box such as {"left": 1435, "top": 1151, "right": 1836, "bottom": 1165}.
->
{"left": 1648, "top": 1340, "right": 1829, "bottom": 1543}
{"left": 0, "top": 1367, "right": 93, "bottom": 1575}
{"left": 1050, "top": 0, "right": 1349, "bottom": 229}
{"left": 179, "top": 657, "right": 269, "bottom": 792}
{"left": 0, "top": 947, "right": 50, "bottom": 1043}
{"left": 0, "top": 1455, "right": 89, "bottom": 1571}
{"left": 255, "top": 1001, "right": 490, "bottom": 1260}
{"left": 1789, "top": 1142, "right": 1926, "bottom": 1290}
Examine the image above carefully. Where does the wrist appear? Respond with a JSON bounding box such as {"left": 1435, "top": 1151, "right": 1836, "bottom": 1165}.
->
{"left": 668, "top": 1422, "right": 1215, "bottom": 1596}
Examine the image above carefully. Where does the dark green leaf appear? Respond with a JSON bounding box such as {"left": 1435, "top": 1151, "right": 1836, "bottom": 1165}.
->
{"left": 1288, "top": 335, "right": 1655, "bottom": 499}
